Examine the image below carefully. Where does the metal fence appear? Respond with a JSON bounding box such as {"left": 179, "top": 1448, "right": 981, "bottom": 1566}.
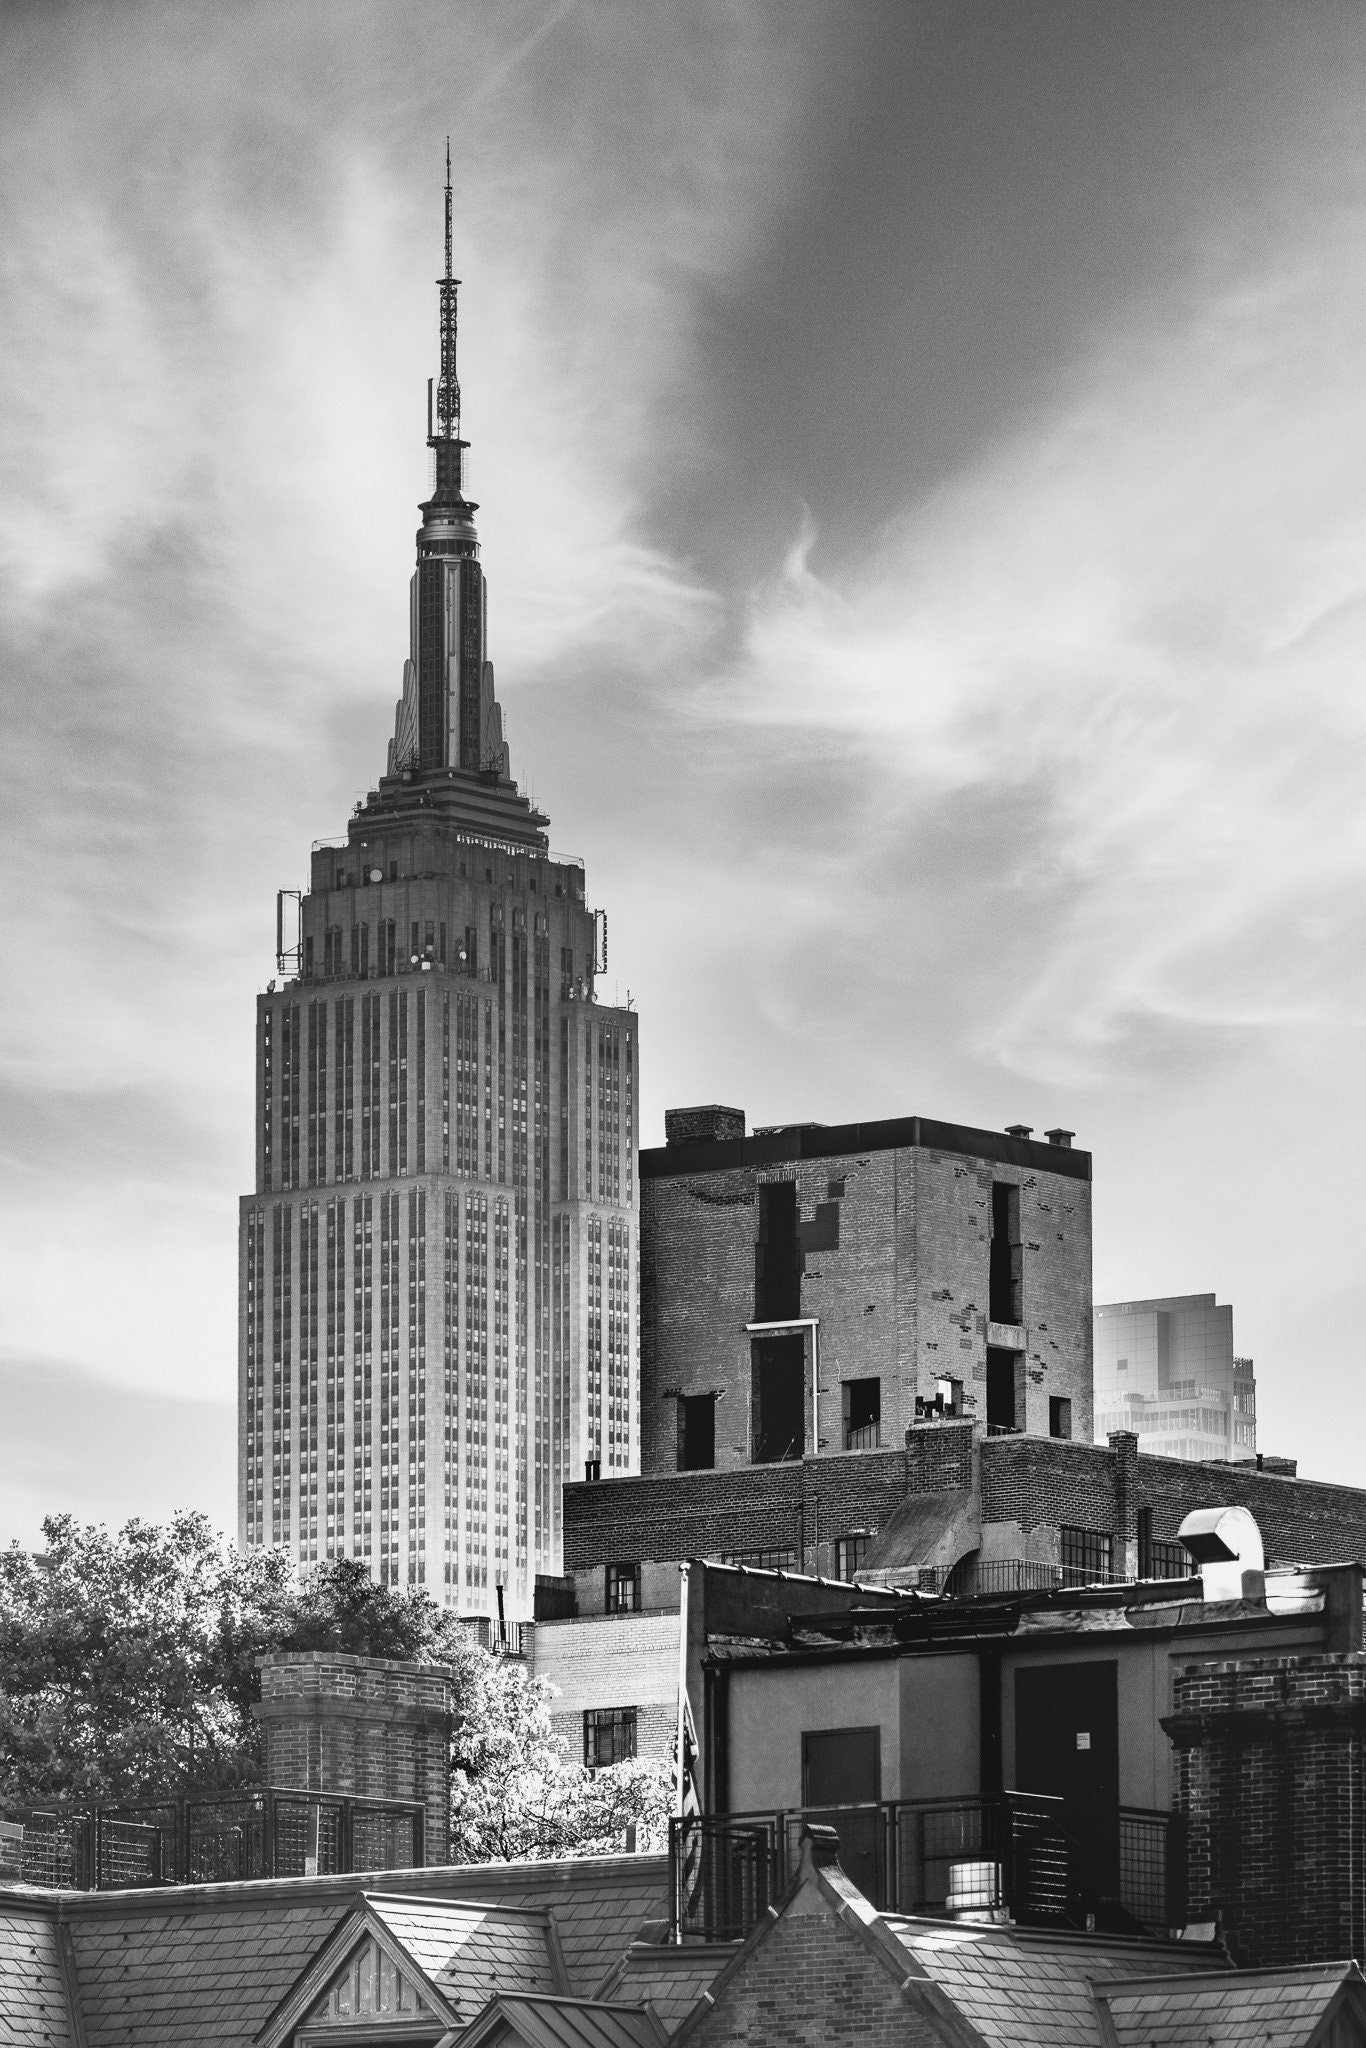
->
{"left": 671, "top": 1796, "right": 1184, "bottom": 1944}
{"left": 1, "top": 1789, "right": 425, "bottom": 1892}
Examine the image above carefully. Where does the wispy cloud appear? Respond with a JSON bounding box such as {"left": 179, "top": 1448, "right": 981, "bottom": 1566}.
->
{"left": 1, "top": 0, "right": 1363, "bottom": 1505}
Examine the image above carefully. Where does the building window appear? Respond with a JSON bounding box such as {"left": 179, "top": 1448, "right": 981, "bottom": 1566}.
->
{"left": 605, "top": 1562, "right": 641, "bottom": 1613}
{"left": 584, "top": 1707, "right": 637, "bottom": 1769}
{"left": 720, "top": 1547, "right": 798, "bottom": 1572}
{"left": 1060, "top": 1524, "right": 1113, "bottom": 1588}
{"left": 986, "top": 1347, "right": 1022, "bottom": 1433}
{"left": 751, "top": 1333, "right": 804, "bottom": 1464}
{"left": 678, "top": 1393, "right": 716, "bottom": 1471}
{"left": 1049, "top": 1396, "right": 1072, "bottom": 1440}
{"left": 1149, "top": 1537, "right": 1190, "bottom": 1579}
{"left": 842, "top": 1378, "right": 881, "bottom": 1451}
{"left": 989, "top": 1181, "right": 1022, "bottom": 1325}
{"left": 834, "top": 1533, "right": 872, "bottom": 1581}
{"left": 1138, "top": 1508, "right": 1190, "bottom": 1581}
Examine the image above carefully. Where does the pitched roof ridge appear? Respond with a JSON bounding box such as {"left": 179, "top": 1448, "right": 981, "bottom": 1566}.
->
{"left": 483, "top": 1991, "right": 654, "bottom": 2009}
{"left": 361, "top": 1889, "right": 553, "bottom": 1923}
{"left": 1099, "top": 1958, "right": 1355, "bottom": 1992}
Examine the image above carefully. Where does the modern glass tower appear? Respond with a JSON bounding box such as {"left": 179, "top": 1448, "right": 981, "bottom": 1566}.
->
{"left": 238, "top": 156, "right": 639, "bottom": 1619}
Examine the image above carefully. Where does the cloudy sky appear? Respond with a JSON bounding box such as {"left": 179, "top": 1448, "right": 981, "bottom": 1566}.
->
{"left": 2, "top": 0, "right": 1365, "bottom": 1544}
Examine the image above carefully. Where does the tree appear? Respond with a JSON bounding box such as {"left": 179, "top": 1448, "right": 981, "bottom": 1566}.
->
{"left": 449, "top": 1648, "right": 672, "bottom": 1862}
{"left": 0, "top": 1512, "right": 293, "bottom": 1806}
{"left": 0, "top": 1514, "right": 673, "bottom": 1862}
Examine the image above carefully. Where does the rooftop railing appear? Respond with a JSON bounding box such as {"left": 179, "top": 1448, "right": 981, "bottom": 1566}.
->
{"left": 670, "top": 1795, "right": 1184, "bottom": 1944}
{"left": 2, "top": 1789, "right": 426, "bottom": 1892}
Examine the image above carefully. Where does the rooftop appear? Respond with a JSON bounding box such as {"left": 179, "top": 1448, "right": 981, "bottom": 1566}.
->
{"left": 642, "top": 1112, "right": 1091, "bottom": 1183}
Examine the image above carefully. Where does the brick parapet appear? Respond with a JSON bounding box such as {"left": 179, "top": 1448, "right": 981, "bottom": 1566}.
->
{"left": 567, "top": 1428, "right": 1366, "bottom": 1588}
{"left": 1168, "top": 1653, "right": 1366, "bottom": 1968}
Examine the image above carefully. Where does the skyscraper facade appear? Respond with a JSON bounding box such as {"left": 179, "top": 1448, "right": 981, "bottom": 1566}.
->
{"left": 237, "top": 163, "right": 639, "bottom": 1619}
{"left": 1093, "top": 1292, "right": 1257, "bottom": 1463}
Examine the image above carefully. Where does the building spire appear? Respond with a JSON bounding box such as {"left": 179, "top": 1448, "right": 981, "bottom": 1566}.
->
{"left": 433, "top": 136, "right": 461, "bottom": 446}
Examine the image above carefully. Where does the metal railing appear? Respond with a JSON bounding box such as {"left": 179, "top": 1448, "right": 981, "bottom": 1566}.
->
{"left": 843, "top": 1423, "right": 882, "bottom": 1452}
{"left": 3, "top": 1789, "right": 425, "bottom": 1892}
{"left": 670, "top": 1796, "right": 1184, "bottom": 1943}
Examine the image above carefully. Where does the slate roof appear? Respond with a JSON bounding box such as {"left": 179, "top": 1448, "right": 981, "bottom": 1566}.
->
{"left": 450, "top": 1991, "right": 666, "bottom": 2048}
{"left": 0, "top": 1897, "right": 74, "bottom": 2048}
{"left": 1098, "top": 1961, "right": 1366, "bottom": 2047}
{"left": 593, "top": 1940, "right": 739, "bottom": 2033}
{"left": 0, "top": 1850, "right": 665, "bottom": 2048}
{"left": 364, "top": 1894, "right": 565, "bottom": 2021}
{"left": 885, "top": 1914, "right": 1226, "bottom": 2048}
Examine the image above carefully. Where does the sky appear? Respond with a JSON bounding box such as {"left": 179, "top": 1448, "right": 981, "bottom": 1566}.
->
{"left": 2, "top": 0, "right": 1365, "bottom": 1545}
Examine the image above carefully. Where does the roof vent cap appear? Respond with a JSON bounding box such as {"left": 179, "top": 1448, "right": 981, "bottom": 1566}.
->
{"left": 1178, "top": 1505, "right": 1265, "bottom": 1603}
{"left": 1044, "top": 1128, "right": 1075, "bottom": 1148}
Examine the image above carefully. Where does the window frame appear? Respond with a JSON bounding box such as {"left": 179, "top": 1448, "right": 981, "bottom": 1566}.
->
{"left": 583, "top": 1705, "right": 638, "bottom": 1770}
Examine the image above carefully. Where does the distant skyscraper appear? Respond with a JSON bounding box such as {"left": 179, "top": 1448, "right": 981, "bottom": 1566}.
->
{"left": 238, "top": 155, "right": 639, "bottom": 1618}
{"left": 1093, "top": 1293, "right": 1256, "bottom": 1463}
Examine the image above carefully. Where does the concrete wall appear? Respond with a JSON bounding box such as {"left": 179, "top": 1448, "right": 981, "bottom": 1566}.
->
{"left": 717, "top": 1609, "right": 1335, "bottom": 1824}
{"left": 725, "top": 1660, "right": 903, "bottom": 1812}
{"left": 898, "top": 1654, "right": 979, "bottom": 1803}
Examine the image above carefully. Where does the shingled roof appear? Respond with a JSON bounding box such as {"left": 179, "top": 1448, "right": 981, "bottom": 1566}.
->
{"left": 447, "top": 1991, "right": 667, "bottom": 2048}
{"left": 1096, "top": 1962, "right": 1366, "bottom": 2047}
{"left": 666, "top": 1835, "right": 1256, "bottom": 2048}
{"left": 0, "top": 1850, "right": 666, "bottom": 2047}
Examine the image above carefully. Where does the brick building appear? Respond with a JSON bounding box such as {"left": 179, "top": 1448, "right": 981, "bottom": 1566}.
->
{"left": 640, "top": 1105, "right": 1093, "bottom": 1482}
{"left": 561, "top": 1422, "right": 1344, "bottom": 1592}
{"left": 1167, "top": 1651, "right": 1366, "bottom": 1970}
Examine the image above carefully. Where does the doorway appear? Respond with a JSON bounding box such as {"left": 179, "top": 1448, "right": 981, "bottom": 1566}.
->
{"left": 801, "top": 1726, "right": 882, "bottom": 1903}
{"left": 1014, "top": 1660, "right": 1119, "bottom": 1904}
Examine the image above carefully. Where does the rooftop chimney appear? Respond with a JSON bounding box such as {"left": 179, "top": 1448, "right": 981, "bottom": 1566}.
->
{"left": 1005, "top": 1124, "right": 1033, "bottom": 1139}
{"left": 665, "top": 1105, "right": 745, "bottom": 1146}
{"left": 1044, "top": 1128, "right": 1075, "bottom": 1148}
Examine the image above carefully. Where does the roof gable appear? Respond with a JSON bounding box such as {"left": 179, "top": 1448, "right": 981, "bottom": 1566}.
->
{"left": 257, "top": 1894, "right": 568, "bottom": 2048}
{"left": 257, "top": 1904, "right": 458, "bottom": 2048}
{"left": 300, "top": 1929, "right": 441, "bottom": 2035}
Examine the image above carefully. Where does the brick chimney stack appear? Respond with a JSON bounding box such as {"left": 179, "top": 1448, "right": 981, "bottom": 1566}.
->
{"left": 256, "top": 1652, "right": 456, "bottom": 1865}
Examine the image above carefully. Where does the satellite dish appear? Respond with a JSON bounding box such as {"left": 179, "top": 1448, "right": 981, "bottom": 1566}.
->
{"left": 368, "top": 868, "right": 383, "bottom": 883}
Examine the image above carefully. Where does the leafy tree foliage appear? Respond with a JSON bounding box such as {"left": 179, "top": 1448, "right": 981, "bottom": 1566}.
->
{"left": 451, "top": 1647, "right": 672, "bottom": 1861}
{"left": 0, "top": 1514, "right": 671, "bottom": 1860}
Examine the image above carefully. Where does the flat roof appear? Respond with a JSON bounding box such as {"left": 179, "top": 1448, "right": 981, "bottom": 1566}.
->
{"left": 640, "top": 1114, "right": 1091, "bottom": 1183}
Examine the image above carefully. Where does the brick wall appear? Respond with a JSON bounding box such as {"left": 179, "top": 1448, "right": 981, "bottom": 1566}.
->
{"left": 686, "top": 1905, "right": 939, "bottom": 2048}
{"left": 640, "top": 1133, "right": 1093, "bottom": 1477}
{"left": 564, "top": 1443, "right": 954, "bottom": 1576}
{"left": 567, "top": 1423, "right": 1366, "bottom": 1583}
{"left": 1166, "top": 1654, "right": 1366, "bottom": 1967}
{"left": 256, "top": 1652, "right": 455, "bottom": 1863}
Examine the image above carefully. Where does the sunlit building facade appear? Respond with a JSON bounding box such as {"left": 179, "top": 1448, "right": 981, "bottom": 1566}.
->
{"left": 237, "top": 165, "right": 639, "bottom": 1619}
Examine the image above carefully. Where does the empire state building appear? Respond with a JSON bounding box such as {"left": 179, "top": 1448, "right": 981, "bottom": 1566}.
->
{"left": 238, "top": 160, "right": 639, "bottom": 1619}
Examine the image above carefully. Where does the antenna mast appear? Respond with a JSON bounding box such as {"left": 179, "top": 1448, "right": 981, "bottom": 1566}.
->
{"left": 434, "top": 138, "right": 461, "bottom": 444}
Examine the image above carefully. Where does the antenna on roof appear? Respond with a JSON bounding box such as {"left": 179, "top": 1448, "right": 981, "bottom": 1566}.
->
{"left": 434, "top": 137, "right": 461, "bottom": 444}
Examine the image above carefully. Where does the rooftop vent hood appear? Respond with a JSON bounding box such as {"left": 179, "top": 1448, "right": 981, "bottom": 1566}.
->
{"left": 1177, "top": 1505, "right": 1266, "bottom": 1603}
